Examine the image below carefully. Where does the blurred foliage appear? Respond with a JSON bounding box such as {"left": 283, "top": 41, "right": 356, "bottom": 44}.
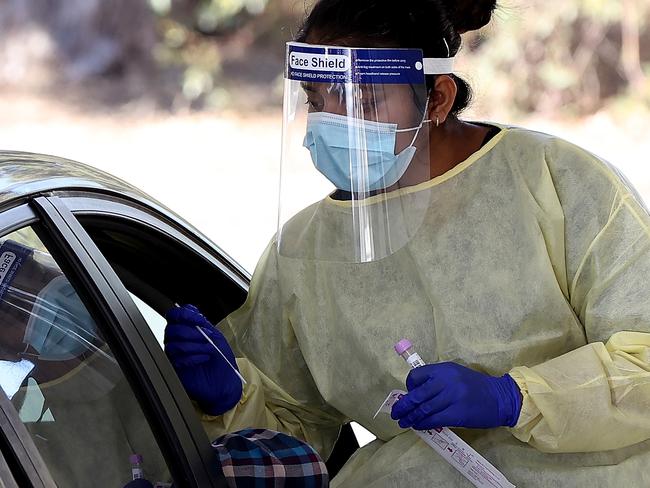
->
{"left": 465, "top": 0, "right": 650, "bottom": 116}
{"left": 148, "top": 0, "right": 293, "bottom": 109}
{"left": 2, "top": 0, "right": 647, "bottom": 115}
{"left": 148, "top": 0, "right": 650, "bottom": 115}
{"left": 153, "top": 16, "right": 224, "bottom": 105}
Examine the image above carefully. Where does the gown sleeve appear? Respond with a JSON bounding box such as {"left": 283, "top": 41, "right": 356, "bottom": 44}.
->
{"left": 509, "top": 137, "right": 650, "bottom": 453}
{"left": 199, "top": 239, "right": 347, "bottom": 459}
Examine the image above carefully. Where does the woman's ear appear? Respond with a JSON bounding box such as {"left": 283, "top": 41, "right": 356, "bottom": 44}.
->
{"left": 427, "top": 75, "right": 457, "bottom": 124}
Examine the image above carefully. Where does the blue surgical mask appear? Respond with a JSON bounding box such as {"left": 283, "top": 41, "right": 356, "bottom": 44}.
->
{"left": 303, "top": 110, "right": 429, "bottom": 191}
{"left": 23, "top": 276, "right": 97, "bottom": 361}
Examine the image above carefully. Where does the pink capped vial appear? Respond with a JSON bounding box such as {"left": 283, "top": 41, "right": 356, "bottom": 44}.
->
{"left": 130, "top": 454, "right": 144, "bottom": 480}
{"left": 394, "top": 339, "right": 426, "bottom": 369}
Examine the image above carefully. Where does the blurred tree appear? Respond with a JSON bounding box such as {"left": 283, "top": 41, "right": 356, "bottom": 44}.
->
{"left": 620, "top": 0, "right": 647, "bottom": 91}
{"left": 0, "top": 0, "right": 647, "bottom": 115}
{"left": 0, "top": 0, "right": 156, "bottom": 83}
{"left": 150, "top": 0, "right": 300, "bottom": 109}
{"left": 152, "top": 0, "right": 650, "bottom": 114}
{"left": 467, "top": 0, "right": 650, "bottom": 115}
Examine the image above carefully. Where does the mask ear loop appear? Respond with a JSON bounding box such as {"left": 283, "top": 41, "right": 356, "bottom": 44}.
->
{"left": 395, "top": 98, "right": 431, "bottom": 148}
{"left": 396, "top": 98, "right": 430, "bottom": 131}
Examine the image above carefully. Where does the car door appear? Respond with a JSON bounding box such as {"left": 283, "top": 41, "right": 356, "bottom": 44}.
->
{"left": 57, "top": 191, "right": 249, "bottom": 343}
{"left": 58, "top": 190, "right": 360, "bottom": 478}
{"left": 0, "top": 198, "right": 226, "bottom": 487}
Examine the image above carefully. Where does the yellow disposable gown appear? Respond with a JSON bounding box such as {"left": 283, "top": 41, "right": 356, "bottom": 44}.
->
{"left": 202, "top": 126, "right": 650, "bottom": 487}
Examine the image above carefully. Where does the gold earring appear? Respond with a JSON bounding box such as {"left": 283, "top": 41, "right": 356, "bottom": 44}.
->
{"left": 436, "top": 116, "right": 440, "bottom": 128}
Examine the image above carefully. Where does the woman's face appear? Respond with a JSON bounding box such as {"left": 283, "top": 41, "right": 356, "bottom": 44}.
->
{"left": 301, "top": 30, "right": 431, "bottom": 153}
{"left": 302, "top": 81, "right": 427, "bottom": 154}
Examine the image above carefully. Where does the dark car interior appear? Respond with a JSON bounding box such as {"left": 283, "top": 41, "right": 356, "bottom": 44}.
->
{"left": 78, "top": 215, "right": 359, "bottom": 477}
{"left": 79, "top": 216, "right": 246, "bottom": 323}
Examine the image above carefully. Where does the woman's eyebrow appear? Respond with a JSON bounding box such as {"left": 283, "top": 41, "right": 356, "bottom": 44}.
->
{"left": 301, "top": 82, "right": 317, "bottom": 93}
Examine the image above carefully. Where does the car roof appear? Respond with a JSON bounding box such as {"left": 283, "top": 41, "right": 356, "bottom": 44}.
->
{"left": 0, "top": 150, "right": 251, "bottom": 282}
{"left": 0, "top": 150, "right": 163, "bottom": 207}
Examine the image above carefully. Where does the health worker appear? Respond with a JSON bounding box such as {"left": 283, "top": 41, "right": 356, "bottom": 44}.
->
{"left": 163, "top": 0, "right": 650, "bottom": 486}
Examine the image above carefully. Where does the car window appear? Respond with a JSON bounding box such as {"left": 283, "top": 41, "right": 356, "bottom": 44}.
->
{"left": 79, "top": 216, "right": 247, "bottom": 339}
{"left": 77, "top": 211, "right": 364, "bottom": 476}
{"left": 0, "top": 226, "right": 174, "bottom": 488}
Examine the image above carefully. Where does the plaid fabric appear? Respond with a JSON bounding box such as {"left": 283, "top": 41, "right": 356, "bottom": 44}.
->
{"left": 212, "top": 428, "right": 329, "bottom": 488}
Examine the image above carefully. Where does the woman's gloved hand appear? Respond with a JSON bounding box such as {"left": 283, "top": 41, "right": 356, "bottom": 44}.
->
{"left": 164, "top": 304, "right": 242, "bottom": 416}
{"left": 390, "top": 362, "right": 522, "bottom": 430}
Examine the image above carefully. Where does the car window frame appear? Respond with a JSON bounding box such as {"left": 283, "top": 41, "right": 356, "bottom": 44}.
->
{"left": 0, "top": 386, "right": 55, "bottom": 488}
{"left": 61, "top": 192, "right": 249, "bottom": 323}
{"left": 0, "top": 448, "right": 20, "bottom": 488}
{"left": 14, "top": 195, "right": 227, "bottom": 488}
{"left": 59, "top": 191, "right": 250, "bottom": 289}
{"left": 0, "top": 204, "right": 58, "bottom": 488}
{"left": 58, "top": 191, "right": 361, "bottom": 477}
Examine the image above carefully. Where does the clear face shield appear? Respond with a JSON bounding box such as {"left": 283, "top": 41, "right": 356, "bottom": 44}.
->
{"left": 278, "top": 42, "right": 454, "bottom": 263}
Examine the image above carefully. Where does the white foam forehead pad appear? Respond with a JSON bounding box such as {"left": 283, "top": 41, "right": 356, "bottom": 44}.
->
{"left": 423, "top": 57, "right": 455, "bottom": 75}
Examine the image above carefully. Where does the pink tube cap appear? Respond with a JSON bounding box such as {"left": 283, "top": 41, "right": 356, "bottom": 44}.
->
{"left": 394, "top": 339, "right": 413, "bottom": 355}
{"left": 129, "top": 454, "right": 143, "bottom": 464}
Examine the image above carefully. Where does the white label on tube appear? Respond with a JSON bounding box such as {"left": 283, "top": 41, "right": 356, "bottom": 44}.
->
{"left": 406, "top": 353, "right": 426, "bottom": 369}
{"left": 376, "top": 390, "right": 516, "bottom": 488}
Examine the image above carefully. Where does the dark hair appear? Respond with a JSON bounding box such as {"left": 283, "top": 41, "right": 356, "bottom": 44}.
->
{"left": 296, "top": 0, "right": 497, "bottom": 116}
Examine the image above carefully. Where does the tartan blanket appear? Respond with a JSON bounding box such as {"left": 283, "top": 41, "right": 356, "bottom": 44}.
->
{"left": 212, "top": 428, "right": 329, "bottom": 487}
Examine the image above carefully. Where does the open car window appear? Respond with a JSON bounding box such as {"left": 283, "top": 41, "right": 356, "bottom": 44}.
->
{"left": 76, "top": 208, "right": 362, "bottom": 478}
{"left": 78, "top": 215, "right": 247, "bottom": 342}
{"left": 0, "top": 225, "right": 174, "bottom": 488}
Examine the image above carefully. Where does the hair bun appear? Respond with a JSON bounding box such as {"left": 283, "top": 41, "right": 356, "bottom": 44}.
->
{"left": 440, "top": 0, "right": 497, "bottom": 33}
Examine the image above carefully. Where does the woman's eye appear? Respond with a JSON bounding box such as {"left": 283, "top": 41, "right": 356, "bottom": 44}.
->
{"left": 359, "top": 99, "right": 378, "bottom": 115}
{"left": 305, "top": 97, "right": 323, "bottom": 111}
{"left": 359, "top": 95, "right": 382, "bottom": 111}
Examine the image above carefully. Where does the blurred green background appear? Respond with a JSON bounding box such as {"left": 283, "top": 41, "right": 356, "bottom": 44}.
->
{"left": 2, "top": 0, "right": 648, "bottom": 113}
{"left": 155, "top": 0, "right": 650, "bottom": 116}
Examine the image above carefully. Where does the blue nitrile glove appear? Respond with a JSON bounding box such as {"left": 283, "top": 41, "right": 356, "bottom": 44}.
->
{"left": 390, "top": 362, "right": 522, "bottom": 430}
{"left": 164, "top": 304, "right": 242, "bottom": 416}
